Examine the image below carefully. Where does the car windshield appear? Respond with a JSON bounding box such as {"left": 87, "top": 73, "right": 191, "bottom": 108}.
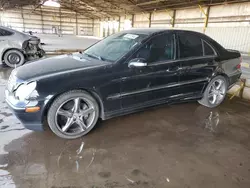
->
{"left": 84, "top": 32, "right": 147, "bottom": 62}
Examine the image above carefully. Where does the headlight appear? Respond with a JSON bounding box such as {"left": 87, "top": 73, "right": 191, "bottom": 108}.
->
{"left": 15, "top": 82, "right": 37, "bottom": 101}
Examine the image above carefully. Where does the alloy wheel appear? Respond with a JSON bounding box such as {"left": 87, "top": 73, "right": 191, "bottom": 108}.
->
{"left": 55, "top": 97, "right": 96, "bottom": 135}
{"left": 208, "top": 79, "right": 226, "bottom": 105}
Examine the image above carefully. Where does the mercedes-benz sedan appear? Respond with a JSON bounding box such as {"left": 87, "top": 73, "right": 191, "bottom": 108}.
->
{"left": 5, "top": 29, "right": 241, "bottom": 139}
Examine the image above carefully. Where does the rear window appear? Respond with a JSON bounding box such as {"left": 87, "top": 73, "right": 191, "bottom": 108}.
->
{"left": 0, "top": 29, "right": 13, "bottom": 36}
{"left": 178, "top": 33, "right": 203, "bottom": 58}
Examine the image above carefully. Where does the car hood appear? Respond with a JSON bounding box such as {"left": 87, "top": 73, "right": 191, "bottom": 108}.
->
{"left": 15, "top": 53, "right": 106, "bottom": 81}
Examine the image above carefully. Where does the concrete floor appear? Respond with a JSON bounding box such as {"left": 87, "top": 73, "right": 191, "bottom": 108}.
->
{"left": 0, "top": 67, "right": 250, "bottom": 188}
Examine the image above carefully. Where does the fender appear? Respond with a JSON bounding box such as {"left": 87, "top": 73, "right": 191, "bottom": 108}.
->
{"left": 0, "top": 48, "right": 25, "bottom": 63}
{"left": 202, "top": 64, "right": 229, "bottom": 94}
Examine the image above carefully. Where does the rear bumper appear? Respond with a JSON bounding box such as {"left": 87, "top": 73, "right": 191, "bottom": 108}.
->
{"left": 228, "top": 69, "right": 242, "bottom": 88}
{"left": 5, "top": 90, "right": 45, "bottom": 131}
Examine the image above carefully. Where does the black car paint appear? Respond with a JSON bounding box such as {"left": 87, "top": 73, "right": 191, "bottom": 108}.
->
{"left": 5, "top": 29, "right": 241, "bottom": 131}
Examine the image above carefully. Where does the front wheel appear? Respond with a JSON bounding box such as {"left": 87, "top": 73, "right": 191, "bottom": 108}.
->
{"left": 198, "top": 76, "right": 228, "bottom": 108}
{"left": 47, "top": 90, "right": 99, "bottom": 139}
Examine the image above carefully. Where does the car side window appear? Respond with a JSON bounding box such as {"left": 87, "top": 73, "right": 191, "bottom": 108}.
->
{"left": 203, "top": 40, "right": 216, "bottom": 56}
{"left": 178, "top": 33, "right": 203, "bottom": 58}
{"left": 0, "top": 29, "right": 13, "bottom": 36}
{"left": 132, "top": 33, "right": 175, "bottom": 63}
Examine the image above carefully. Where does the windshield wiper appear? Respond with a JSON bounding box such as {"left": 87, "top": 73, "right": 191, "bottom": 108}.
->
{"left": 84, "top": 52, "right": 105, "bottom": 61}
{"left": 92, "top": 53, "right": 106, "bottom": 61}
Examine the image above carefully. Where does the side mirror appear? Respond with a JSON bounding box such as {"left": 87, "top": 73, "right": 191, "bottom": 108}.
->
{"left": 128, "top": 58, "right": 147, "bottom": 68}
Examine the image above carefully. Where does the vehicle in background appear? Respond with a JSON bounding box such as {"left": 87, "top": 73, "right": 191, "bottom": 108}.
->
{"left": 5, "top": 29, "right": 241, "bottom": 139}
{"left": 0, "top": 26, "right": 45, "bottom": 68}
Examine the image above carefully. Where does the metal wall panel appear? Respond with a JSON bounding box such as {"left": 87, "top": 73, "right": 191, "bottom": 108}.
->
{"left": 210, "top": 2, "right": 250, "bottom": 17}
{"left": 93, "top": 19, "right": 100, "bottom": 37}
{"left": 169, "top": 26, "right": 250, "bottom": 53}
{"left": 206, "top": 27, "right": 250, "bottom": 53}
{"left": 0, "top": 6, "right": 94, "bottom": 35}
{"left": 151, "top": 11, "right": 172, "bottom": 28}
{"left": 134, "top": 13, "right": 149, "bottom": 28}
{"left": 176, "top": 7, "right": 206, "bottom": 19}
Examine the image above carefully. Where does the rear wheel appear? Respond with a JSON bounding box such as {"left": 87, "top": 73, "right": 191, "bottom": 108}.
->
{"left": 47, "top": 90, "right": 99, "bottom": 139}
{"left": 3, "top": 49, "right": 25, "bottom": 68}
{"left": 198, "top": 76, "right": 228, "bottom": 108}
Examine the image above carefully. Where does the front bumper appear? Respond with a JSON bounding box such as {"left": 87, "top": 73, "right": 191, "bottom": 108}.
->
{"left": 5, "top": 89, "right": 45, "bottom": 131}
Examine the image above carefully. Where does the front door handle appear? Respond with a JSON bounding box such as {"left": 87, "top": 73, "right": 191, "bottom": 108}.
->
{"left": 167, "top": 67, "right": 182, "bottom": 72}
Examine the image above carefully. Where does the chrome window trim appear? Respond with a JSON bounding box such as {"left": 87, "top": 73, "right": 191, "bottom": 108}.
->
{"left": 148, "top": 55, "right": 217, "bottom": 66}
{"left": 202, "top": 39, "right": 218, "bottom": 56}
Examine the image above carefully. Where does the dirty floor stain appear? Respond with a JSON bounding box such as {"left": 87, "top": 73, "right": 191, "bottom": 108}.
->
{"left": 0, "top": 68, "right": 250, "bottom": 188}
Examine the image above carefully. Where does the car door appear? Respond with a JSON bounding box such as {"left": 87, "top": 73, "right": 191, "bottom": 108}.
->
{"left": 0, "top": 28, "right": 14, "bottom": 59}
{"left": 120, "top": 32, "right": 182, "bottom": 109}
{"left": 0, "top": 28, "right": 13, "bottom": 43}
{"left": 0, "top": 29, "right": 6, "bottom": 47}
{"left": 176, "top": 31, "right": 218, "bottom": 99}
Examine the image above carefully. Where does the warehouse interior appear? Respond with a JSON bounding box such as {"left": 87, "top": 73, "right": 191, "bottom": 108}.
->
{"left": 0, "top": 1, "right": 250, "bottom": 188}
{"left": 0, "top": 0, "right": 250, "bottom": 53}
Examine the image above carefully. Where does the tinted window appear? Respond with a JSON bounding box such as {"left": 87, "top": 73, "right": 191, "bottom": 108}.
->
{"left": 133, "top": 34, "right": 175, "bottom": 63}
{"left": 0, "top": 29, "right": 13, "bottom": 36}
{"left": 203, "top": 40, "right": 215, "bottom": 56}
{"left": 84, "top": 33, "right": 147, "bottom": 62}
{"left": 178, "top": 33, "right": 203, "bottom": 58}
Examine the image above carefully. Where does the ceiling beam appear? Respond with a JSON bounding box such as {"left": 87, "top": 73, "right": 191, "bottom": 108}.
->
{"left": 78, "top": 0, "right": 119, "bottom": 17}
{"left": 60, "top": 3, "right": 99, "bottom": 19}
{"left": 136, "top": 0, "right": 166, "bottom": 6}
{"left": 139, "top": 0, "right": 208, "bottom": 11}
{"left": 1, "top": 0, "right": 250, "bottom": 17}
{"left": 104, "top": 0, "right": 134, "bottom": 14}
{"left": 126, "top": 0, "right": 149, "bottom": 13}
{"left": 138, "top": 0, "right": 250, "bottom": 11}
{"left": 31, "top": 0, "right": 45, "bottom": 13}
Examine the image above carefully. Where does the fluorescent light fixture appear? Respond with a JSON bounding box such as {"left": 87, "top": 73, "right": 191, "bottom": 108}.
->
{"left": 43, "top": 0, "right": 60, "bottom": 7}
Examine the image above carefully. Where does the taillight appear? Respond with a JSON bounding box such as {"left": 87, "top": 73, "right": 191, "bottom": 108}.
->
{"left": 236, "top": 64, "right": 241, "bottom": 69}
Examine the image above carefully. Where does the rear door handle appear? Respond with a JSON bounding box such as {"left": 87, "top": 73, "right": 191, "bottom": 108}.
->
{"left": 121, "top": 77, "right": 127, "bottom": 82}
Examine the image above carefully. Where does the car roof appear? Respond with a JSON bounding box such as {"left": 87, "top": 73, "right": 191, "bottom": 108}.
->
{"left": 121, "top": 28, "right": 202, "bottom": 35}
{"left": 122, "top": 28, "right": 166, "bottom": 35}
{"left": 0, "top": 26, "right": 17, "bottom": 32}
{"left": 121, "top": 28, "right": 226, "bottom": 54}
{"left": 0, "top": 26, "right": 33, "bottom": 38}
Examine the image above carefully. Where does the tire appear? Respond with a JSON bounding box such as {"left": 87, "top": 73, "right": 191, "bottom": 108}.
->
{"left": 47, "top": 90, "right": 99, "bottom": 139}
{"left": 3, "top": 49, "right": 25, "bottom": 68}
{"left": 198, "top": 75, "right": 228, "bottom": 108}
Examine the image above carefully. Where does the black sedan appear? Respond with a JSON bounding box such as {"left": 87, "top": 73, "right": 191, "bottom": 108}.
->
{"left": 5, "top": 29, "right": 241, "bottom": 139}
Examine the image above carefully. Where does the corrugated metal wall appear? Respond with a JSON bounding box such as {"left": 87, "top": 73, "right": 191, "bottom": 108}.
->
{"left": 120, "top": 15, "right": 132, "bottom": 31}
{"left": 151, "top": 11, "right": 172, "bottom": 28}
{"left": 0, "top": 6, "right": 94, "bottom": 36}
{"left": 2, "top": 3, "right": 248, "bottom": 53}
{"left": 95, "top": 2, "right": 250, "bottom": 54}
{"left": 134, "top": 13, "right": 149, "bottom": 28}
{"left": 206, "top": 27, "right": 250, "bottom": 52}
